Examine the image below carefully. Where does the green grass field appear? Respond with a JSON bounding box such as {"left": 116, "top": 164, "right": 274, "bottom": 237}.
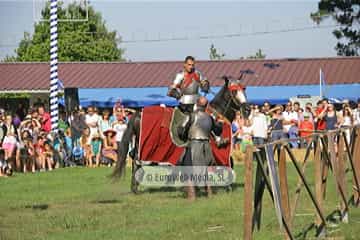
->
{"left": 1, "top": 164, "right": 360, "bottom": 240}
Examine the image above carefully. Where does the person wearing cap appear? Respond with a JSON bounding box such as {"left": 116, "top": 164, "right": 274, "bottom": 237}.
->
{"left": 299, "top": 112, "right": 315, "bottom": 147}
{"left": 268, "top": 104, "right": 286, "bottom": 142}
{"left": 101, "top": 129, "right": 118, "bottom": 165}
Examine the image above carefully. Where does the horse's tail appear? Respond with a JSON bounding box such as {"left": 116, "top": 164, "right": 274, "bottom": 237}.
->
{"left": 111, "top": 112, "right": 139, "bottom": 180}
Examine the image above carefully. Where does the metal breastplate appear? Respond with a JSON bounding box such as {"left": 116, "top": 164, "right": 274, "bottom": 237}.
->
{"left": 182, "top": 80, "right": 199, "bottom": 95}
{"left": 188, "top": 111, "right": 213, "bottom": 140}
{"left": 180, "top": 80, "right": 200, "bottom": 104}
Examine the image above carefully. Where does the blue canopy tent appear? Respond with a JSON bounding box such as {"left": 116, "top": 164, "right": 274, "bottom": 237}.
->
{"left": 67, "top": 83, "right": 359, "bottom": 108}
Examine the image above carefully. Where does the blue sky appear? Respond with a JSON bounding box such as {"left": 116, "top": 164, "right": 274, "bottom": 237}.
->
{"left": 0, "top": 0, "right": 338, "bottom": 61}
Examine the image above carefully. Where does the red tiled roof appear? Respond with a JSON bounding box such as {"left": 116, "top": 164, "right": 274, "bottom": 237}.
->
{"left": 0, "top": 57, "right": 359, "bottom": 91}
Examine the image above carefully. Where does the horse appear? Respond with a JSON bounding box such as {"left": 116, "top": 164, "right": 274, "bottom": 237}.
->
{"left": 111, "top": 76, "right": 250, "bottom": 193}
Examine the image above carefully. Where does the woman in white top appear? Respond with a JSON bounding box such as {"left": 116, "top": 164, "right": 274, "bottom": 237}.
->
{"left": 340, "top": 107, "right": 353, "bottom": 144}
{"left": 98, "top": 109, "right": 112, "bottom": 138}
{"left": 112, "top": 116, "right": 127, "bottom": 144}
{"left": 85, "top": 106, "right": 100, "bottom": 140}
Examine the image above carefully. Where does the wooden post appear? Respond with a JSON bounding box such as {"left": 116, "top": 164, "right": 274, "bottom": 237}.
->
{"left": 314, "top": 138, "right": 324, "bottom": 227}
{"left": 338, "top": 132, "right": 348, "bottom": 222}
{"left": 326, "top": 131, "right": 349, "bottom": 217}
{"left": 244, "top": 145, "right": 253, "bottom": 240}
{"left": 320, "top": 136, "right": 329, "bottom": 199}
{"left": 279, "top": 146, "right": 291, "bottom": 239}
{"left": 353, "top": 128, "right": 360, "bottom": 206}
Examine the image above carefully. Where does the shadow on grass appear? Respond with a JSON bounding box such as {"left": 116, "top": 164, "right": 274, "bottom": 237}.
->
{"left": 144, "top": 183, "right": 244, "bottom": 194}
{"left": 145, "top": 186, "right": 180, "bottom": 194}
{"left": 94, "top": 199, "right": 122, "bottom": 204}
{"left": 24, "top": 204, "right": 49, "bottom": 210}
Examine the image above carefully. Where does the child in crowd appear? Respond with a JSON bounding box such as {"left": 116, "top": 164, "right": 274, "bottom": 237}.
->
{"left": 23, "top": 133, "right": 36, "bottom": 173}
{"left": 299, "top": 112, "right": 314, "bottom": 147}
{"left": 102, "top": 129, "right": 118, "bottom": 166}
{"left": 91, "top": 132, "right": 102, "bottom": 167}
{"left": 80, "top": 127, "right": 93, "bottom": 167}
{"left": 64, "top": 128, "right": 73, "bottom": 157}
{"left": 35, "top": 136, "right": 46, "bottom": 171}
{"left": 2, "top": 114, "right": 18, "bottom": 161}
{"left": 43, "top": 141, "right": 54, "bottom": 171}
{"left": 0, "top": 149, "right": 12, "bottom": 177}
{"left": 240, "top": 119, "right": 253, "bottom": 153}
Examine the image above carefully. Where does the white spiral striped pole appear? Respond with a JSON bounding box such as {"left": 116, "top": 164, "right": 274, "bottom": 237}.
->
{"left": 50, "top": 0, "right": 58, "bottom": 133}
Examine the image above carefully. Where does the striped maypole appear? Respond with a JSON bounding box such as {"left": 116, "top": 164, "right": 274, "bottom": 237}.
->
{"left": 49, "top": 0, "right": 58, "bottom": 133}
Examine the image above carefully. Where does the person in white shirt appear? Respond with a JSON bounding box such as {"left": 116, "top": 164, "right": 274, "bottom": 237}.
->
{"left": 282, "top": 101, "right": 299, "bottom": 148}
{"left": 112, "top": 115, "right": 127, "bottom": 162}
{"left": 85, "top": 106, "right": 100, "bottom": 140}
{"left": 251, "top": 107, "right": 268, "bottom": 145}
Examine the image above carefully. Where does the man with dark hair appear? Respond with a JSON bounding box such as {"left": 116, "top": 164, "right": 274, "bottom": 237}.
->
{"left": 70, "top": 107, "right": 87, "bottom": 147}
{"left": 167, "top": 56, "right": 210, "bottom": 113}
{"left": 293, "top": 101, "right": 300, "bottom": 112}
{"left": 315, "top": 99, "right": 328, "bottom": 130}
{"left": 282, "top": 101, "right": 299, "bottom": 148}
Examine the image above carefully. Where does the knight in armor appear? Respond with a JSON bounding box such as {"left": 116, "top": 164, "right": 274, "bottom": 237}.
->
{"left": 177, "top": 96, "right": 228, "bottom": 200}
{"left": 167, "top": 56, "right": 210, "bottom": 113}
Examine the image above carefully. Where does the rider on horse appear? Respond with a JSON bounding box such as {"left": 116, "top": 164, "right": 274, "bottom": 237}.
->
{"left": 167, "top": 56, "right": 210, "bottom": 113}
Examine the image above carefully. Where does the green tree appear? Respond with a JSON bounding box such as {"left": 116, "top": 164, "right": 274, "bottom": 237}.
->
{"left": 209, "top": 43, "right": 225, "bottom": 60}
{"left": 311, "top": 0, "right": 359, "bottom": 56}
{"left": 4, "top": 2, "right": 124, "bottom": 62}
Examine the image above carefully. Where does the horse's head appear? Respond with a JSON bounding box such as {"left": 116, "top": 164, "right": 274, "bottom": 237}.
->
{"left": 210, "top": 75, "right": 251, "bottom": 121}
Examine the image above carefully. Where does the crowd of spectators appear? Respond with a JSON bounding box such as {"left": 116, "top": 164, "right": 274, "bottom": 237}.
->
{"left": 1, "top": 97, "right": 359, "bottom": 177}
{"left": 0, "top": 101, "right": 131, "bottom": 177}
{"left": 231, "top": 98, "right": 360, "bottom": 152}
